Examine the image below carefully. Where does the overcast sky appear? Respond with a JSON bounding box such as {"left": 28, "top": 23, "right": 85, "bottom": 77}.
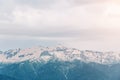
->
{"left": 1, "top": 0, "right": 120, "bottom": 51}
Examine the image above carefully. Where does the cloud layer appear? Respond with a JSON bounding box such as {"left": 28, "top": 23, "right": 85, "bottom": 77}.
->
{"left": 0, "top": 0, "right": 120, "bottom": 51}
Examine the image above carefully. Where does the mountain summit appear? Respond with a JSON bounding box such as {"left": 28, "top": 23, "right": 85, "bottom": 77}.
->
{"left": 0, "top": 45, "right": 120, "bottom": 64}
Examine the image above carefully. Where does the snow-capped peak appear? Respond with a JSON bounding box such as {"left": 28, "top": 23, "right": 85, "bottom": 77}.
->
{"left": 0, "top": 46, "right": 120, "bottom": 64}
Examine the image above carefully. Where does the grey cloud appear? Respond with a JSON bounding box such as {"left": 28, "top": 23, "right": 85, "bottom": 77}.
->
{"left": 72, "top": 0, "right": 107, "bottom": 4}
{"left": 14, "top": 0, "right": 66, "bottom": 9}
{"left": 0, "top": 23, "right": 110, "bottom": 41}
{"left": 15, "top": 0, "right": 56, "bottom": 9}
{"left": 0, "top": 0, "right": 107, "bottom": 23}
{"left": 0, "top": 0, "right": 116, "bottom": 39}
{"left": 13, "top": 0, "right": 108, "bottom": 9}
{"left": 0, "top": 0, "right": 120, "bottom": 51}
{"left": 15, "top": 0, "right": 107, "bottom": 6}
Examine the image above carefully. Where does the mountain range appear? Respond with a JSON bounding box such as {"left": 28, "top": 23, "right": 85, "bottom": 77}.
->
{"left": 0, "top": 45, "right": 120, "bottom": 80}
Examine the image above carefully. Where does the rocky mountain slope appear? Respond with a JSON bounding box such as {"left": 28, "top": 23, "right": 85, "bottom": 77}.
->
{"left": 0, "top": 46, "right": 120, "bottom": 80}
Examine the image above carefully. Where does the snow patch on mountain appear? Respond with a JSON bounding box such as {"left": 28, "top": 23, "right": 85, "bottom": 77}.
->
{"left": 0, "top": 45, "right": 120, "bottom": 64}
